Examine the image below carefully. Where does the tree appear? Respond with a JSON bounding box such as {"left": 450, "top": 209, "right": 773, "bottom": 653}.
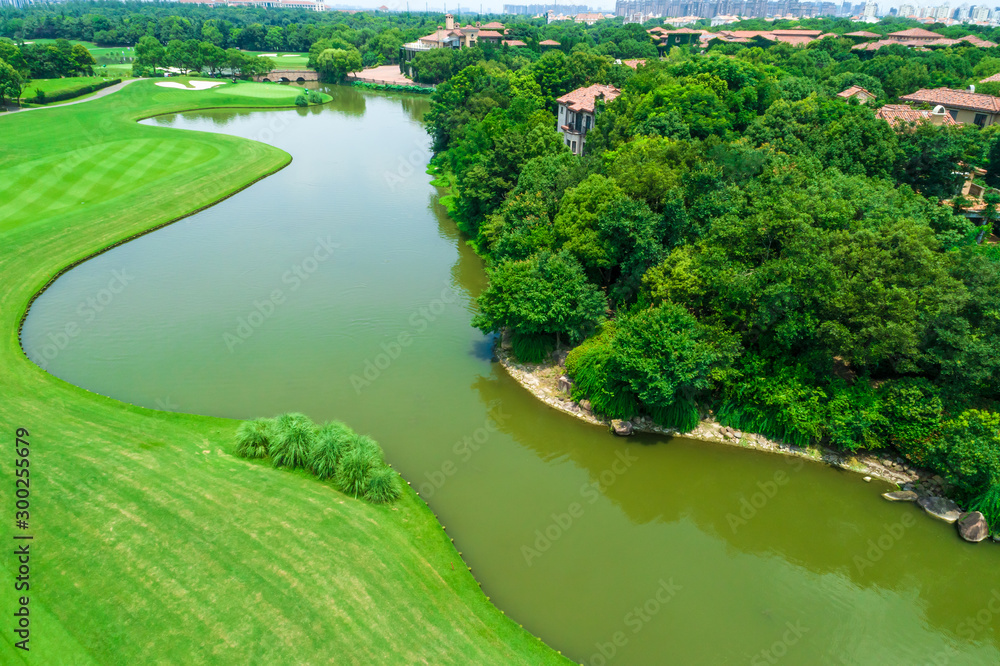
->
{"left": 199, "top": 42, "right": 225, "bottom": 77}
{"left": 315, "top": 48, "right": 362, "bottom": 83}
{"left": 611, "top": 303, "right": 739, "bottom": 419}
{"left": 70, "top": 43, "right": 96, "bottom": 75}
{"left": 895, "top": 122, "right": 969, "bottom": 200}
{"left": 0, "top": 58, "right": 26, "bottom": 106}
{"left": 134, "top": 35, "right": 164, "bottom": 74}
{"left": 225, "top": 48, "right": 246, "bottom": 80}
{"left": 473, "top": 250, "right": 607, "bottom": 351}
{"left": 552, "top": 174, "right": 626, "bottom": 277}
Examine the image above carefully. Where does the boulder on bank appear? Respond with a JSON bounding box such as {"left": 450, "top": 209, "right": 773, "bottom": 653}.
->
{"left": 882, "top": 490, "right": 918, "bottom": 502}
{"left": 957, "top": 512, "right": 990, "bottom": 543}
{"left": 918, "top": 496, "right": 963, "bottom": 524}
{"left": 579, "top": 399, "right": 592, "bottom": 413}
{"left": 611, "top": 419, "right": 633, "bottom": 436}
{"left": 557, "top": 375, "right": 572, "bottom": 393}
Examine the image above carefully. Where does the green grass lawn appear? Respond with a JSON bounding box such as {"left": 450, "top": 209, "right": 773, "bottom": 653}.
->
{"left": 0, "top": 78, "right": 566, "bottom": 664}
{"left": 243, "top": 49, "right": 311, "bottom": 70}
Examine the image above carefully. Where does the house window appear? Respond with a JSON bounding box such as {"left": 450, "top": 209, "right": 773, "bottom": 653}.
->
{"left": 949, "top": 109, "right": 959, "bottom": 120}
{"left": 571, "top": 140, "right": 577, "bottom": 153}
{"left": 585, "top": 115, "right": 592, "bottom": 131}
{"left": 975, "top": 113, "right": 988, "bottom": 127}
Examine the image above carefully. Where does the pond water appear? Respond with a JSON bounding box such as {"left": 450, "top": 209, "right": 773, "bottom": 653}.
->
{"left": 21, "top": 85, "right": 1000, "bottom": 665}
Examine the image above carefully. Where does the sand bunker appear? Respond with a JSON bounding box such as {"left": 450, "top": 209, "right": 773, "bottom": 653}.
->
{"left": 260, "top": 53, "right": 278, "bottom": 57}
{"left": 155, "top": 80, "right": 226, "bottom": 90}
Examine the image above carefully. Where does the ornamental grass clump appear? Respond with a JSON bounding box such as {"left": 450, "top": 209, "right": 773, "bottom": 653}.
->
{"left": 309, "top": 420, "right": 354, "bottom": 480}
{"left": 365, "top": 466, "right": 402, "bottom": 504}
{"left": 269, "top": 412, "right": 315, "bottom": 470}
{"left": 234, "top": 418, "right": 271, "bottom": 459}
{"left": 336, "top": 444, "right": 381, "bottom": 498}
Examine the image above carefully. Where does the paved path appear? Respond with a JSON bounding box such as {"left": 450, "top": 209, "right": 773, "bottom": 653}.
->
{"left": 3, "top": 78, "right": 145, "bottom": 114}
{"left": 346, "top": 65, "right": 430, "bottom": 87}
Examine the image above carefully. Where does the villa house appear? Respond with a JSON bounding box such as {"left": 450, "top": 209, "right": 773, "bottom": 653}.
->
{"left": 399, "top": 14, "right": 486, "bottom": 76}
{"left": 899, "top": 87, "right": 1000, "bottom": 127}
{"left": 875, "top": 104, "right": 957, "bottom": 127}
{"left": 556, "top": 84, "right": 621, "bottom": 156}
{"left": 837, "top": 86, "right": 876, "bottom": 104}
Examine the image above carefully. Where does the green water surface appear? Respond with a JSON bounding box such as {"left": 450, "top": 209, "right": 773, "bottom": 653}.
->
{"left": 21, "top": 86, "right": 1000, "bottom": 665}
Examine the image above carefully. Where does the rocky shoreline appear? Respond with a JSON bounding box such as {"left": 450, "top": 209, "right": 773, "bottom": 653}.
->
{"left": 494, "top": 340, "right": 995, "bottom": 543}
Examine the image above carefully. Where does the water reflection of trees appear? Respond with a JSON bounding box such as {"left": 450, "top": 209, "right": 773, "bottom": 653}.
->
{"left": 316, "top": 83, "right": 366, "bottom": 118}
{"left": 469, "top": 371, "right": 1000, "bottom": 649}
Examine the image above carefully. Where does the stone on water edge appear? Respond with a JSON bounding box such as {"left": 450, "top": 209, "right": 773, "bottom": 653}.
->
{"left": 918, "top": 496, "right": 963, "bottom": 524}
{"left": 957, "top": 512, "right": 989, "bottom": 543}
{"left": 557, "top": 375, "right": 572, "bottom": 393}
{"left": 611, "top": 419, "right": 633, "bottom": 436}
{"left": 882, "top": 490, "right": 919, "bottom": 502}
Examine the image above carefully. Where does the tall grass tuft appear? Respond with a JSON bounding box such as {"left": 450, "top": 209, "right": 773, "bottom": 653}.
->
{"left": 336, "top": 445, "right": 380, "bottom": 498}
{"left": 364, "top": 466, "right": 402, "bottom": 504}
{"left": 269, "top": 412, "right": 316, "bottom": 470}
{"left": 648, "top": 400, "right": 700, "bottom": 433}
{"left": 971, "top": 483, "right": 1000, "bottom": 534}
{"left": 234, "top": 418, "right": 272, "bottom": 459}
{"left": 309, "top": 421, "right": 355, "bottom": 479}
{"left": 511, "top": 332, "right": 555, "bottom": 363}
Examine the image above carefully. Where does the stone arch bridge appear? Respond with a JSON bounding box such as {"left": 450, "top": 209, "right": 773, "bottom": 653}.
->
{"left": 256, "top": 70, "right": 318, "bottom": 82}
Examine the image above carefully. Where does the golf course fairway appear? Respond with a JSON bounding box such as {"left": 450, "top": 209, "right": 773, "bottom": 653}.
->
{"left": 0, "top": 79, "right": 566, "bottom": 664}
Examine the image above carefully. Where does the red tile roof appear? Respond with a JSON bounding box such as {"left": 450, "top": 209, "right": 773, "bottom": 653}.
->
{"left": 539, "top": 39, "right": 561, "bottom": 46}
{"left": 900, "top": 88, "right": 1000, "bottom": 114}
{"left": 480, "top": 21, "right": 505, "bottom": 29}
{"left": 980, "top": 72, "right": 1000, "bottom": 83}
{"left": 837, "top": 86, "right": 875, "bottom": 99}
{"left": 477, "top": 30, "right": 503, "bottom": 38}
{"left": 844, "top": 30, "right": 880, "bottom": 38}
{"left": 502, "top": 39, "right": 527, "bottom": 47}
{"left": 960, "top": 34, "right": 999, "bottom": 47}
{"left": 620, "top": 58, "right": 646, "bottom": 69}
{"left": 556, "top": 84, "right": 621, "bottom": 114}
{"left": 888, "top": 28, "right": 942, "bottom": 39}
{"left": 876, "top": 104, "right": 957, "bottom": 126}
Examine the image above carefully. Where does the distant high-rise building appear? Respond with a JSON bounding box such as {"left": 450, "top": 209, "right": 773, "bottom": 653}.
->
{"left": 862, "top": 0, "right": 876, "bottom": 17}
{"left": 898, "top": 3, "right": 915, "bottom": 16}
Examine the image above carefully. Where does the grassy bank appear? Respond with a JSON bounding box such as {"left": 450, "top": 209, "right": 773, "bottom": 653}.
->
{"left": 25, "top": 76, "right": 120, "bottom": 104}
{"left": 0, "top": 78, "right": 566, "bottom": 664}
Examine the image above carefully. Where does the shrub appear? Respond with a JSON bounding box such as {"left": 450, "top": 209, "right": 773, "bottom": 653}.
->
{"left": 306, "top": 90, "right": 322, "bottom": 103}
{"left": 309, "top": 421, "right": 354, "bottom": 479}
{"left": 269, "top": 412, "right": 315, "bottom": 469}
{"left": 294, "top": 93, "right": 308, "bottom": 107}
{"left": 364, "top": 466, "right": 402, "bottom": 504}
{"left": 234, "top": 418, "right": 271, "bottom": 459}
{"left": 716, "top": 357, "right": 826, "bottom": 448}
{"left": 336, "top": 444, "right": 381, "bottom": 497}
{"left": 566, "top": 329, "right": 639, "bottom": 419}
{"left": 825, "top": 382, "right": 889, "bottom": 451}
